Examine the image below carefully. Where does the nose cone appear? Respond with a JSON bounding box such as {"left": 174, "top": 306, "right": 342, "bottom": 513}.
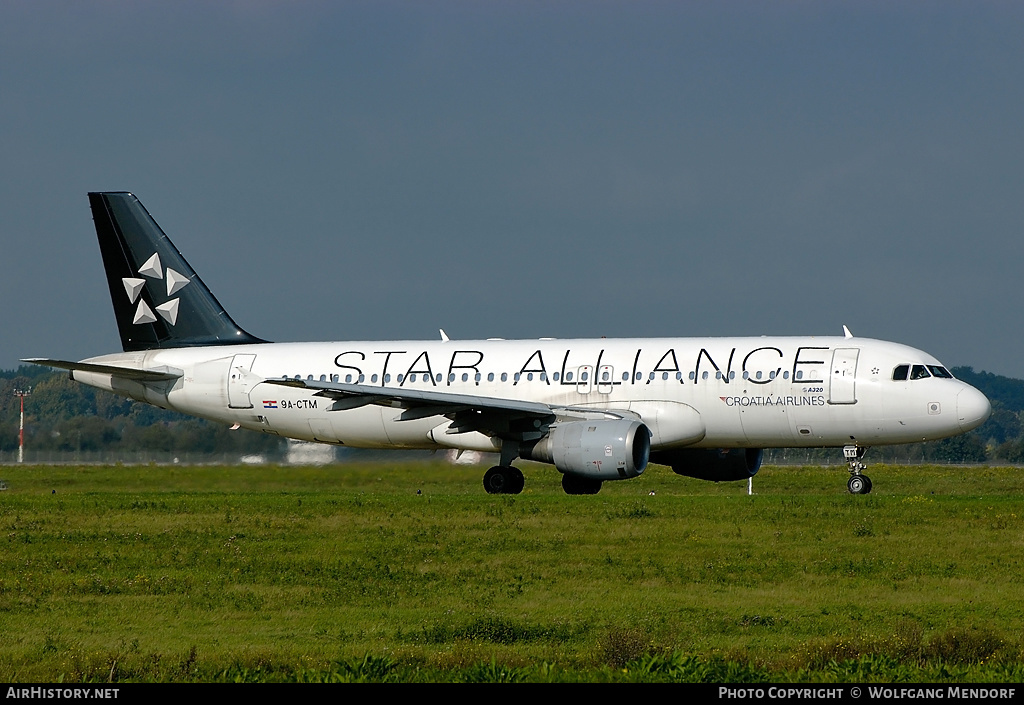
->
{"left": 957, "top": 386, "right": 991, "bottom": 432}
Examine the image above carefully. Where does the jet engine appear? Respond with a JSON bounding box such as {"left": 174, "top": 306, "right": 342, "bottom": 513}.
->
{"left": 651, "top": 448, "right": 763, "bottom": 482}
{"left": 522, "top": 419, "right": 651, "bottom": 480}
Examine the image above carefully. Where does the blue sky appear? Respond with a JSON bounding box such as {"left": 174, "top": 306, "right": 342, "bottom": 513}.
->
{"left": 2, "top": 2, "right": 1023, "bottom": 377}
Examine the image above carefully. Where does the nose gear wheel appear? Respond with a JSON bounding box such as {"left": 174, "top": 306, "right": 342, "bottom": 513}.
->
{"left": 844, "top": 445, "right": 872, "bottom": 494}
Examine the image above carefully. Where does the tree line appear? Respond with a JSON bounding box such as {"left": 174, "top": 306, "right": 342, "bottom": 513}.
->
{"left": 0, "top": 365, "right": 284, "bottom": 459}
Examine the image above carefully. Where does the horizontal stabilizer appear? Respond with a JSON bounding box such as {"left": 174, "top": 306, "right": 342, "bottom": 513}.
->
{"left": 23, "top": 358, "right": 183, "bottom": 382}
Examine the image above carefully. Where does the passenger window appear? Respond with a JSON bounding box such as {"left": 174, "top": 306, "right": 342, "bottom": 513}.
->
{"left": 566, "top": 371, "right": 573, "bottom": 382}
{"left": 487, "top": 373, "right": 494, "bottom": 382}
{"left": 501, "top": 373, "right": 508, "bottom": 382}
{"left": 892, "top": 365, "right": 909, "bottom": 381}
{"left": 910, "top": 365, "right": 930, "bottom": 380}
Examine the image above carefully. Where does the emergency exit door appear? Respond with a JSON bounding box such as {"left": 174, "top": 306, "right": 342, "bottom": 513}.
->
{"left": 829, "top": 348, "right": 859, "bottom": 405}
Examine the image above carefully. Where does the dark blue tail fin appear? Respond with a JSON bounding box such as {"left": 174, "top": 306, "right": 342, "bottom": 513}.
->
{"left": 89, "top": 192, "right": 266, "bottom": 352}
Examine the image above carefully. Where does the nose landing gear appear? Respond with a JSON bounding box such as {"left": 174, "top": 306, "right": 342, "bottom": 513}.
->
{"left": 844, "top": 445, "right": 872, "bottom": 494}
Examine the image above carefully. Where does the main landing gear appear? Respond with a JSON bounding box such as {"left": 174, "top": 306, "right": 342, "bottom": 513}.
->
{"left": 482, "top": 466, "right": 605, "bottom": 495}
{"left": 483, "top": 466, "right": 525, "bottom": 495}
{"left": 483, "top": 441, "right": 526, "bottom": 495}
{"left": 844, "top": 445, "right": 872, "bottom": 495}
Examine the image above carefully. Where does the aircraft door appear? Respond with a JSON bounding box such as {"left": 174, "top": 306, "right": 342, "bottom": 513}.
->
{"left": 597, "top": 365, "right": 614, "bottom": 394}
{"left": 227, "top": 354, "right": 257, "bottom": 409}
{"left": 829, "top": 348, "right": 859, "bottom": 405}
{"left": 577, "top": 365, "right": 593, "bottom": 394}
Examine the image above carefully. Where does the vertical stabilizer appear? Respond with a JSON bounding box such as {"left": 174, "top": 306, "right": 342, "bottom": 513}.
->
{"left": 89, "top": 192, "right": 266, "bottom": 351}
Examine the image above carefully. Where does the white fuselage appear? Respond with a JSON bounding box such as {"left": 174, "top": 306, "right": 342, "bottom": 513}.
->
{"left": 72, "top": 335, "right": 991, "bottom": 453}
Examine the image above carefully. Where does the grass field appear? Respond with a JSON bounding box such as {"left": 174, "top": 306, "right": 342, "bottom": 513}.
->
{"left": 1, "top": 461, "right": 1022, "bottom": 682}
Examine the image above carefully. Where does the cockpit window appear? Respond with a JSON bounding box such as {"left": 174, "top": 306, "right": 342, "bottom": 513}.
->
{"left": 894, "top": 363, "right": 952, "bottom": 381}
{"left": 910, "top": 365, "right": 931, "bottom": 380}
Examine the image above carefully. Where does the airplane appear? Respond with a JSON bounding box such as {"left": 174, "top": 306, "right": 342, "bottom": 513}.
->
{"left": 26, "top": 192, "right": 992, "bottom": 495}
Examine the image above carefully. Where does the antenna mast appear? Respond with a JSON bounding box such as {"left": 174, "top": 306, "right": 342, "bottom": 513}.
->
{"left": 13, "top": 388, "right": 31, "bottom": 464}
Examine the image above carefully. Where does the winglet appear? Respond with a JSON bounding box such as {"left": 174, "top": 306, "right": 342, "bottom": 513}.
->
{"left": 439, "top": 329, "right": 450, "bottom": 342}
{"left": 843, "top": 325, "right": 853, "bottom": 339}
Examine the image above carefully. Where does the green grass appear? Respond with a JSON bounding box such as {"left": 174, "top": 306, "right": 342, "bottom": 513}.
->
{"left": 0, "top": 461, "right": 1022, "bottom": 682}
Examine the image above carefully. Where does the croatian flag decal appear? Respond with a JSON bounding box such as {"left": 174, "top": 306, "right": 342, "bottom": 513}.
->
{"left": 263, "top": 401, "right": 278, "bottom": 409}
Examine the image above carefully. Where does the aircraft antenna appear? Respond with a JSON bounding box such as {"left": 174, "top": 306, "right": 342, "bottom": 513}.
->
{"left": 843, "top": 325, "right": 853, "bottom": 339}
{"left": 439, "top": 329, "right": 450, "bottom": 342}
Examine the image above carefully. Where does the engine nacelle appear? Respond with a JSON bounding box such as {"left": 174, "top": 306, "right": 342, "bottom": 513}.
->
{"left": 651, "top": 448, "right": 763, "bottom": 482}
{"left": 522, "top": 419, "right": 651, "bottom": 480}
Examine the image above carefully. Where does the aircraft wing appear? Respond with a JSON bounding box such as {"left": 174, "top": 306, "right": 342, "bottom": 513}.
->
{"left": 23, "top": 358, "right": 183, "bottom": 382}
{"left": 265, "top": 378, "right": 626, "bottom": 441}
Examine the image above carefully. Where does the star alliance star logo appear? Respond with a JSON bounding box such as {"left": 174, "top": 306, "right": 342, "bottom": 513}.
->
{"left": 122, "top": 253, "right": 189, "bottom": 326}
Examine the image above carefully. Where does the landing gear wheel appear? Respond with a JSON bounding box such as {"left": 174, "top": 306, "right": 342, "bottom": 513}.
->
{"left": 508, "top": 466, "right": 525, "bottom": 494}
{"left": 847, "top": 474, "right": 870, "bottom": 495}
{"left": 844, "top": 445, "right": 872, "bottom": 495}
{"left": 561, "top": 474, "right": 602, "bottom": 495}
{"left": 483, "top": 466, "right": 524, "bottom": 495}
{"left": 483, "top": 466, "right": 507, "bottom": 494}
